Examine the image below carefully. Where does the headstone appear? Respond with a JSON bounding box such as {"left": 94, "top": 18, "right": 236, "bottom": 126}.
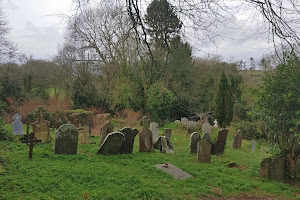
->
{"left": 55, "top": 124, "right": 79, "bottom": 155}
{"left": 80, "top": 126, "right": 89, "bottom": 144}
{"left": 99, "top": 121, "right": 114, "bottom": 146}
{"left": 119, "top": 127, "right": 138, "bottom": 154}
{"left": 260, "top": 157, "right": 271, "bottom": 179}
{"left": 252, "top": 140, "right": 256, "bottom": 151}
{"left": 181, "top": 117, "right": 188, "bottom": 124}
{"left": 232, "top": 130, "right": 242, "bottom": 149}
{"left": 202, "top": 122, "right": 212, "bottom": 135}
{"left": 270, "top": 157, "right": 285, "bottom": 181}
{"left": 150, "top": 122, "right": 159, "bottom": 144}
{"left": 197, "top": 140, "right": 211, "bottom": 163}
{"left": 154, "top": 136, "right": 174, "bottom": 154}
{"left": 189, "top": 132, "right": 201, "bottom": 154}
{"left": 187, "top": 121, "right": 197, "bottom": 135}
{"left": 163, "top": 128, "right": 172, "bottom": 141}
{"left": 97, "top": 132, "right": 125, "bottom": 155}
{"left": 12, "top": 113, "right": 23, "bottom": 135}
{"left": 214, "top": 119, "right": 218, "bottom": 128}
{"left": 201, "top": 132, "right": 210, "bottom": 143}
{"left": 31, "top": 106, "right": 50, "bottom": 143}
{"left": 155, "top": 163, "right": 192, "bottom": 180}
{"left": 138, "top": 116, "right": 153, "bottom": 152}
{"left": 21, "top": 132, "right": 41, "bottom": 158}
{"left": 174, "top": 120, "right": 180, "bottom": 123}
{"left": 214, "top": 129, "right": 228, "bottom": 155}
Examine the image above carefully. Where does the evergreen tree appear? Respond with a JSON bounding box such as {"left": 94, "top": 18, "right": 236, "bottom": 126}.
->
{"left": 215, "top": 72, "right": 234, "bottom": 127}
{"left": 145, "top": 0, "right": 182, "bottom": 47}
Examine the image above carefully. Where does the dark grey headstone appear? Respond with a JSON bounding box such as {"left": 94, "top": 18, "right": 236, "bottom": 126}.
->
{"left": 214, "top": 129, "right": 228, "bottom": 155}
{"left": 260, "top": 157, "right": 271, "bottom": 179}
{"left": 155, "top": 163, "right": 192, "bottom": 180}
{"left": 201, "top": 132, "right": 210, "bottom": 143}
{"left": 189, "top": 132, "right": 201, "bottom": 154}
{"left": 12, "top": 114, "right": 23, "bottom": 135}
{"left": 55, "top": 124, "right": 79, "bottom": 155}
{"left": 197, "top": 140, "right": 211, "bottom": 163}
{"left": 97, "top": 132, "right": 125, "bottom": 155}
{"left": 119, "top": 127, "right": 138, "bottom": 154}
{"left": 270, "top": 157, "right": 285, "bottom": 181}
{"left": 232, "top": 130, "right": 242, "bottom": 149}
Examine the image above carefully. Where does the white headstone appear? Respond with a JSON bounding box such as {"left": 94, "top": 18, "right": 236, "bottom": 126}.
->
{"left": 181, "top": 117, "right": 188, "bottom": 124}
{"left": 150, "top": 122, "right": 159, "bottom": 144}
{"left": 214, "top": 119, "right": 218, "bottom": 128}
{"left": 12, "top": 114, "right": 23, "bottom": 135}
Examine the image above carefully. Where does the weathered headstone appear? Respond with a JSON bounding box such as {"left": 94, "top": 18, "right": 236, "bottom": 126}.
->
{"left": 270, "top": 157, "right": 285, "bottom": 181}
{"left": 97, "top": 132, "right": 125, "bottom": 155}
{"left": 214, "top": 129, "right": 228, "bottom": 155}
{"left": 260, "top": 157, "right": 271, "bottom": 179}
{"left": 163, "top": 128, "right": 172, "bottom": 141}
{"left": 201, "top": 132, "right": 210, "bottom": 143}
{"left": 150, "top": 122, "right": 159, "bottom": 144}
{"left": 55, "top": 124, "right": 79, "bottom": 155}
{"left": 202, "top": 122, "right": 212, "bottom": 135}
{"left": 31, "top": 106, "right": 50, "bottom": 143}
{"left": 80, "top": 126, "right": 89, "bottom": 144}
{"left": 214, "top": 119, "right": 218, "bottom": 128}
{"left": 12, "top": 113, "right": 23, "bottom": 135}
{"left": 187, "top": 121, "right": 197, "bottom": 135}
{"left": 189, "top": 132, "right": 201, "bottom": 154}
{"left": 181, "top": 117, "right": 188, "bottom": 124}
{"left": 154, "top": 136, "right": 174, "bottom": 154}
{"left": 21, "top": 132, "right": 41, "bottom": 159}
{"left": 252, "top": 140, "right": 256, "bottom": 151}
{"left": 174, "top": 120, "right": 180, "bottom": 123}
{"left": 139, "top": 116, "right": 153, "bottom": 152}
{"left": 119, "top": 127, "right": 138, "bottom": 154}
{"left": 155, "top": 163, "right": 192, "bottom": 180}
{"left": 232, "top": 130, "right": 242, "bottom": 149}
{"left": 99, "top": 121, "right": 114, "bottom": 146}
{"left": 197, "top": 140, "right": 211, "bottom": 163}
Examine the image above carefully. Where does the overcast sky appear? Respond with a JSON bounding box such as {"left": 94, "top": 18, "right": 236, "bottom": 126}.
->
{"left": 3, "top": 0, "right": 275, "bottom": 66}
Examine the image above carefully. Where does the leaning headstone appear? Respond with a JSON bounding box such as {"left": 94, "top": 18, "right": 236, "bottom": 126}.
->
{"left": 197, "top": 140, "right": 211, "bottom": 163}
{"left": 252, "top": 140, "right": 256, "bottom": 151}
{"left": 202, "top": 122, "right": 212, "bottom": 135}
{"left": 163, "top": 128, "right": 172, "bottom": 141}
{"left": 55, "top": 124, "right": 79, "bottom": 155}
{"left": 150, "top": 122, "right": 159, "bottom": 144}
{"left": 155, "top": 163, "right": 192, "bottom": 180}
{"left": 189, "top": 132, "right": 201, "bottom": 154}
{"left": 119, "top": 127, "right": 138, "bottom": 154}
{"left": 138, "top": 116, "right": 153, "bottom": 152}
{"left": 80, "top": 126, "right": 89, "bottom": 144}
{"left": 270, "top": 157, "right": 285, "bottom": 181}
{"left": 97, "top": 132, "right": 125, "bottom": 155}
{"left": 214, "top": 129, "right": 228, "bottom": 155}
{"left": 232, "top": 130, "right": 242, "bottom": 149}
{"left": 31, "top": 106, "right": 50, "bottom": 143}
{"left": 99, "top": 121, "right": 114, "bottom": 146}
{"left": 187, "top": 121, "right": 197, "bottom": 135}
{"left": 12, "top": 113, "right": 23, "bottom": 135}
{"left": 201, "top": 132, "right": 210, "bottom": 143}
{"left": 154, "top": 136, "right": 174, "bottom": 154}
{"left": 260, "top": 157, "right": 271, "bottom": 179}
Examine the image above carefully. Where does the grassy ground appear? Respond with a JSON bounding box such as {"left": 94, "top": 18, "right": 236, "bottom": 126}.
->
{"left": 0, "top": 123, "right": 299, "bottom": 200}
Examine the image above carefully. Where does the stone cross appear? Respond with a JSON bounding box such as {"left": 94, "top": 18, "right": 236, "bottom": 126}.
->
{"left": 21, "top": 132, "right": 41, "bottom": 159}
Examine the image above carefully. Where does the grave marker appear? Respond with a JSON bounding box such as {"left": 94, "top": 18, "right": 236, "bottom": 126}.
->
{"left": 232, "top": 130, "right": 242, "bottom": 149}
{"left": 214, "top": 129, "right": 228, "bottom": 155}
{"left": 99, "top": 121, "right": 114, "bottom": 146}
{"left": 202, "top": 122, "right": 212, "bottom": 135}
{"left": 163, "top": 128, "right": 172, "bottom": 141}
{"left": 150, "top": 122, "right": 159, "bottom": 144}
{"left": 139, "top": 116, "right": 153, "bottom": 152}
{"left": 189, "top": 132, "right": 201, "bottom": 154}
{"left": 31, "top": 106, "right": 50, "bottom": 143}
{"left": 155, "top": 163, "right": 192, "bottom": 180}
{"left": 197, "top": 140, "right": 211, "bottom": 163}
{"left": 119, "top": 127, "right": 138, "bottom": 154}
{"left": 55, "top": 124, "right": 79, "bottom": 155}
{"left": 12, "top": 113, "right": 23, "bottom": 135}
{"left": 21, "top": 132, "right": 41, "bottom": 159}
{"left": 97, "top": 132, "right": 125, "bottom": 155}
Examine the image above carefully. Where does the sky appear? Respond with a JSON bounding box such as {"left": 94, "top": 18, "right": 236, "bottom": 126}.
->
{"left": 3, "top": 0, "right": 275, "bottom": 66}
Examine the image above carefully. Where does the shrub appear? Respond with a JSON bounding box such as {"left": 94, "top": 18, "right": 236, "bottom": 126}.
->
{"left": 236, "top": 121, "right": 262, "bottom": 140}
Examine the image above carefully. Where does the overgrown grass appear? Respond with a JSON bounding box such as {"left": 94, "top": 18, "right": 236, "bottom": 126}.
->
{"left": 0, "top": 123, "right": 299, "bottom": 199}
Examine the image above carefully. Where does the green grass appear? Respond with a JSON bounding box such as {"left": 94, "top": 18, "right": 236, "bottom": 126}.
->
{"left": 0, "top": 123, "right": 299, "bottom": 199}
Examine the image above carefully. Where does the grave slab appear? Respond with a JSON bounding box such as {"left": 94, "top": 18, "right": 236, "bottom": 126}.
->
{"left": 154, "top": 163, "right": 192, "bottom": 180}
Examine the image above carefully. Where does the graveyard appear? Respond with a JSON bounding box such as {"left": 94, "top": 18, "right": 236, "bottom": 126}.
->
{"left": 0, "top": 115, "right": 299, "bottom": 199}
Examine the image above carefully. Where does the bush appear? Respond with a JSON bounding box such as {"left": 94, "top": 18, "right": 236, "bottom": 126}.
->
{"left": 236, "top": 121, "right": 262, "bottom": 140}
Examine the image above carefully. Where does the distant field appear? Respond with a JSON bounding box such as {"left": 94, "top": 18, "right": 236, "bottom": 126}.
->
{"left": 0, "top": 123, "right": 299, "bottom": 199}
